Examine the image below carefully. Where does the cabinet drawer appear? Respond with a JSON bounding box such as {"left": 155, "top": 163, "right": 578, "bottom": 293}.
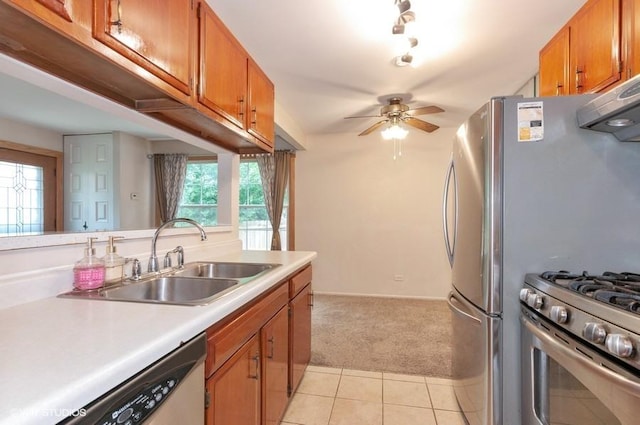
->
{"left": 289, "top": 264, "right": 312, "bottom": 298}
{"left": 206, "top": 283, "right": 288, "bottom": 377}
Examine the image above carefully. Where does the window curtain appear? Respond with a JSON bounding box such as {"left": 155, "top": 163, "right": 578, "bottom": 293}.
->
{"left": 153, "top": 153, "right": 188, "bottom": 223}
{"left": 256, "top": 151, "right": 291, "bottom": 250}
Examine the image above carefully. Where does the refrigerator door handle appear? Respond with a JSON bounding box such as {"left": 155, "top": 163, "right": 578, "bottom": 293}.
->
{"left": 447, "top": 291, "right": 481, "bottom": 324}
{"left": 442, "top": 158, "right": 457, "bottom": 267}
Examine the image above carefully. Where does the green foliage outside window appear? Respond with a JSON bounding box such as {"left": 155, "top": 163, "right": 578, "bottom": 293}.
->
{"left": 239, "top": 161, "right": 269, "bottom": 222}
{"left": 178, "top": 161, "right": 218, "bottom": 226}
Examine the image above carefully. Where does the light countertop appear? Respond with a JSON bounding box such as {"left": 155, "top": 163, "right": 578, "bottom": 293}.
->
{"left": 0, "top": 250, "right": 316, "bottom": 425}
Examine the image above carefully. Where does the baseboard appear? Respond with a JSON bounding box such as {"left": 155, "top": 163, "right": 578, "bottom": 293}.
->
{"left": 312, "top": 291, "right": 447, "bottom": 301}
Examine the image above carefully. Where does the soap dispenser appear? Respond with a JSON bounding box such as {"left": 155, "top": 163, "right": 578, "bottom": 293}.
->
{"left": 73, "top": 237, "right": 106, "bottom": 290}
{"left": 103, "top": 236, "right": 125, "bottom": 285}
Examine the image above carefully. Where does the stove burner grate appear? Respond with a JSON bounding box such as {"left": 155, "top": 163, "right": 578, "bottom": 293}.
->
{"left": 541, "top": 270, "right": 640, "bottom": 314}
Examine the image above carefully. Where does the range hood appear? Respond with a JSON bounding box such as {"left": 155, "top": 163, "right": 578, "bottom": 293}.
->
{"left": 577, "top": 74, "right": 640, "bottom": 141}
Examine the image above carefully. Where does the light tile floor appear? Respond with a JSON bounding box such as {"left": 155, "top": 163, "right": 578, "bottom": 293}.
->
{"left": 281, "top": 365, "right": 467, "bottom": 425}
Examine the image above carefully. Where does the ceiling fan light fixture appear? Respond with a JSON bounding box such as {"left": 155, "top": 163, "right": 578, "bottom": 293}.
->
{"left": 381, "top": 122, "right": 409, "bottom": 140}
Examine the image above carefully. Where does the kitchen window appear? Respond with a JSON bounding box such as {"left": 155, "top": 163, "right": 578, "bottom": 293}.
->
{"left": 177, "top": 157, "right": 218, "bottom": 226}
{"left": 177, "top": 157, "right": 291, "bottom": 250}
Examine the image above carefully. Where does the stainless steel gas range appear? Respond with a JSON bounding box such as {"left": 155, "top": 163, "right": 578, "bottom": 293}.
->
{"left": 520, "top": 271, "right": 640, "bottom": 425}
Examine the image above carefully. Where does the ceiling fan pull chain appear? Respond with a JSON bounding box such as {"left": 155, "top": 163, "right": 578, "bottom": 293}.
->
{"left": 393, "top": 138, "right": 403, "bottom": 160}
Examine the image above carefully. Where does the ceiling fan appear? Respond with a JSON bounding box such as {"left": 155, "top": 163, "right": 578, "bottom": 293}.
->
{"left": 345, "top": 97, "right": 444, "bottom": 136}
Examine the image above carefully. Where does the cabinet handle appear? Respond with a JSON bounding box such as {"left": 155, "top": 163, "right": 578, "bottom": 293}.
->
{"left": 238, "top": 97, "right": 245, "bottom": 119}
{"left": 555, "top": 82, "right": 563, "bottom": 96}
{"left": 575, "top": 66, "right": 584, "bottom": 93}
{"left": 251, "top": 107, "right": 257, "bottom": 127}
{"left": 110, "top": 0, "right": 123, "bottom": 34}
{"left": 267, "top": 336, "right": 275, "bottom": 359}
{"left": 309, "top": 291, "right": 314, "bottom": 307}
{"left": 249, "top": 353, "right": 260, "bottom": 380}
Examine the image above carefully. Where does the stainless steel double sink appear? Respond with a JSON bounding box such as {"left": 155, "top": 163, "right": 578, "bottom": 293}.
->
{"left": 59, "top": 262, "right": 280, "bottom": 306}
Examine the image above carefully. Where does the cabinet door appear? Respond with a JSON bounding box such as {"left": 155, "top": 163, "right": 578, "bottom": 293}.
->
{"left": 247, "top": 59, "right": 275, "bottom": 149}
{"left": 289, "top": 284, "right": 312, "bottom": 394}
{"left": 198, "top": 2, "right": 248, "bottom": 131}
{"left": 622, "top": 0, "right": 640, "bottom": 79}
{"left": 539, "top": 26, "right": 570, "bottom": 96}
{"left": 570, "top": 0, "right": 621, "bottom": 93}
{"left": 206, "top": 335, "right": 261, "bottom": 425}
{"left": 261, "top": 306, "right": 289, "bottom": 425}
{"left": 93, "top": 0, "right": 193, "bottom": 95}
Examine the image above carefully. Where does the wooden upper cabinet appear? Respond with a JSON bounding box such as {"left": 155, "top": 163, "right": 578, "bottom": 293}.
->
{"left": 247, "top": 59, "right": 275, "bottom": 150}
{"left": 198, "top": 1, "right": 248, "bottom": 131}
{"left": 539, "top": 26, "right": 571, "bottom": 96}
{"left": 93, "top": 0, "right": 193, "bottom": 96}
{"left": 569, "top": 0, "right": 621, "bottom": 93}
{"left": 197, "top": 2, "right": 275, "bottom": 151}
{"left": 622, "top": 0, "right": 640, "bottom": 79}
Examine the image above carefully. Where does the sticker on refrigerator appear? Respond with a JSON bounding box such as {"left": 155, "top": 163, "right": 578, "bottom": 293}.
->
{"left": 517, "top": 101, "right": 544, "bottom": 142}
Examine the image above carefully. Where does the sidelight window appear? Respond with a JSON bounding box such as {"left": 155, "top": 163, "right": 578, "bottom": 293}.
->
{"left": 0, "top": 144, "right": 59, "bottom": 236}
{"left": 239, "top": 160, "right": 288, "bottom": 250}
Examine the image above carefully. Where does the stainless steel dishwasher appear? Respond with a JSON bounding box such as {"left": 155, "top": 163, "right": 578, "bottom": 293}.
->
{"left": 60, "top": 333, "right": 206, "bottom": 425}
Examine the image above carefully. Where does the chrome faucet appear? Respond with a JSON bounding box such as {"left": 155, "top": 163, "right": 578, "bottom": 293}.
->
{"left": 148, "top": 218, "right": 207, "bottom": 272}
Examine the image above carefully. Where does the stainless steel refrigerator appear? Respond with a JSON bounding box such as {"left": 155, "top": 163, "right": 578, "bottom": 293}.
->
{"left": 442, "top": 94, "right": 640, "bottom": 425}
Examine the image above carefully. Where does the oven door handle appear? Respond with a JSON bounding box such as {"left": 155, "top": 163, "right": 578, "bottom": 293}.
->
{"left": 523, "top": 317, "right": 640, "bottom": 396}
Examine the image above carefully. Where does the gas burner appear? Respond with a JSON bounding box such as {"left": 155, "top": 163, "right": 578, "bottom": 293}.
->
{"left": 540, "top": 270, "right": 640, "bottom": 315}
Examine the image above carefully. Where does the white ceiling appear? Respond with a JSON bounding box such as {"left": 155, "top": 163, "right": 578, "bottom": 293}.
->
{"left": 208, "top": 0, "right": 587, "bottom": 136}
{"left": 0, "top": 0, "right": 587, "bottom": 146}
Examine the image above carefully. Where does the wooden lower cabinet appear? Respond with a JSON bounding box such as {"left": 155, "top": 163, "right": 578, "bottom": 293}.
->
{"left": 289, "top": 283, "right": 312, "bottom": 394}
{"left": 206, "top": 334, "right": 261, "bottom": 425}
{"left": 205, "top": 264, "right": 313, "bottom": 425}
{"left": 261, "top": 306, "right": 289, "bottom": 425}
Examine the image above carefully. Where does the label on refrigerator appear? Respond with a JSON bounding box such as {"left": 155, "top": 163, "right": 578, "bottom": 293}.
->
{"left": 517, "top": 101, "right": 544, "bottom": 142}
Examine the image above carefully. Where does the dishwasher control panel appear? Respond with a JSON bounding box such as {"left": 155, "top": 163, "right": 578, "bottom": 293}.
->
{"left": 97, "top": 364, "right": 190, "bottom": 425}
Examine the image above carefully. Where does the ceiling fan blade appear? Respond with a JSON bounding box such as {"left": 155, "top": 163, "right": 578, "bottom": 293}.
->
{"left": 406, "top": 105, "right": 445, "bottom": 116}
{"left": 358, "top": 120, "right": 388, "bottom": 136}
{"left": 344, "top": 114, "right": 382, "bottom": 119}
{"left": 404, "top": 117, "right": 439, "bottom": 133}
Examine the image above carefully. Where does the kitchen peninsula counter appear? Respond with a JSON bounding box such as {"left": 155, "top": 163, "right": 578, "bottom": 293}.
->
{"left": 0, "top": 250, "right": 316, "bottom": 425}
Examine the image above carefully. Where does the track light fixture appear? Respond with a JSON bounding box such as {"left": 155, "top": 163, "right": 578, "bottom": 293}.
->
{"left": 395, "top": 53, "right": 413, "bottom": 67}
{"left": 392, "top": 11, "right": 415, "bottom": 35}
{"left": 392, "top": 1, "right": 418, "bottom": 67}
{"left": 396, "top": 0, "right": 411, "bottom": 14}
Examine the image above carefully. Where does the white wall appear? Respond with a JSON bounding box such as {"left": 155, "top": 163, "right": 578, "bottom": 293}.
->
{"left": 296, "top": 129, "right": 454, "bottom": 299}
{"left": 115, "top": 132, "right": 153, "bottom": 230}
{"left": 0, "top": 117, "right": 62, "bottom": 150}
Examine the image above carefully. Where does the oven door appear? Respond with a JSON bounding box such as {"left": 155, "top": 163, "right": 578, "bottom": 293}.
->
{"left": 521, "top": 308, "right": 640, "bottom": 425}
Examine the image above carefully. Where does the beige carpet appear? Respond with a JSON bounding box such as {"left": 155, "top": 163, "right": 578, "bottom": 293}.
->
{"left": 310, "top": 294, "right": 452, "bottom": 378}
